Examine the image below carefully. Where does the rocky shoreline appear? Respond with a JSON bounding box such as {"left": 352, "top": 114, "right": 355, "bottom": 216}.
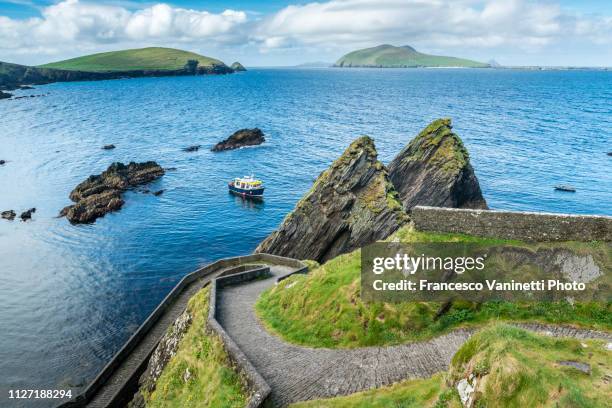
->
{"left": 0, "top": 61, "right": 235, "bottom": 93}
{"left": 59, "top": 162, "right": 165, "bottom": 224}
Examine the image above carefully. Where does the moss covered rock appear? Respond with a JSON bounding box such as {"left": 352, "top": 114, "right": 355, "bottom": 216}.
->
{"left": 388, "top": 118, "right": 487, "bottom": 211}
{"left": 256, "top": 136, "right": 408, "bottom": 262}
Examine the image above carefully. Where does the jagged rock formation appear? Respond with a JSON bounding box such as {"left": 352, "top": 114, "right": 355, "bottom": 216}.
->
{"left": 256, "top": 136, "right": 409, "bottom": 262}
{"left": 211, "top": 128, "right": 265, "bottom": 152}
{"left": 60, "top": 161, "right": 164, "bottom": 224}
{"left": 230, "top": 62, "right": 247, "bottom": 71}
{"left": 388, "top": 119, "right": 487, "bottom": 211}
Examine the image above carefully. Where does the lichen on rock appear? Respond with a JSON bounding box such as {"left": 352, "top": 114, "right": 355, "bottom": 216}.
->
{"left": 256, "top": 136, "right": 408, "bottom": 263}
{"left": 388, "top": 118, "right": 487, "bottom": 211}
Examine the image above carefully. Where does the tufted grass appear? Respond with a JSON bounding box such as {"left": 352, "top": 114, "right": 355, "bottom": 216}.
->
{"left": 289, "top": 324, "right": 611, "bottom": 408}
{"left": 256, "top": 226, "right": 611, "bottom": 349}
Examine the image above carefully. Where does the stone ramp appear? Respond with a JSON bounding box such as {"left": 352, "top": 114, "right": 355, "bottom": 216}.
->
{"left": 217, "top": 268, "right": 471, "bottom": 407}
{"left": 85, "top": 275, "right": 211, "bottom": 408}
{"left": 217, "top": 268, "right": 612, "bottom": 407}
{"left": 57, "top": 254, "right": 306, "bottom": 408}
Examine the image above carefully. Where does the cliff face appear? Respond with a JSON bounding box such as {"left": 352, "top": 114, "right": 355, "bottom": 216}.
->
{"left": 388, "top": 119, "right": 487, "bottom": 211}
{"left": 256, "top": 136, "right": 408, "bottom": 262}
{"left": 0, "top": 61, "right": 232, "bottom": 91}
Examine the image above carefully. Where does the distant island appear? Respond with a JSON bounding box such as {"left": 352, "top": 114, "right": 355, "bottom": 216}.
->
{"left": 294, "top": 61, "right": 333, "bottom": 68}
{"left": 334, "top": 44, "right": 489, "bottom": 68}
{"left": 0, "top": 47, "right": 237, "bottom": 92}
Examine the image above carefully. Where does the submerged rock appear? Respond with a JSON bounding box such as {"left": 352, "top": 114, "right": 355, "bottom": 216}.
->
{"left": 388, "top": 118, "right": 488, "bottom": 211}
{"left": 2, "top": 210, "right": 16, "bottom": 221}
{"left": 211, "top": 128, "right": 265, "bottom": 152}
{"left": 256, "top": 136, "right": 408, "bottom": 262}
{"left": 182, "top": 145, "right": 201, "bottom": 152}
{"left": 60, "top": 161, "right": 164, "bottom": 224}
{"left": 20, "top": 208, "right": 36, "bottom": 221}
{"left": 230, "top": 61, "right": 247, "bottom": 72}
{"left": 102, "top": 144, "right": 116, "bottom": 150}
{"left": 0, "top": 91, "right": 11, "bottom": 99}
{"left": 555, "top": 185, "right": 576, "bottom": 192}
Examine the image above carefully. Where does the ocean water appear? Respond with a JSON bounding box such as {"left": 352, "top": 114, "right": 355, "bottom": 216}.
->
{"left": 0, "top": 68, "right": 610, "bottom": 406}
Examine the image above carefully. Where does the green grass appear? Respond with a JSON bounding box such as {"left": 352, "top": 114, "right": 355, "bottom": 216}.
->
{"left": 289, "top": 324, "right": 611, "bottom": 408}
{"left": 143, "top": 286, "right": 248, "bottom": 408}
{"left": 256, "top": 225, "right": 611, "bottom": 348}
{"left": 290, "top": 373, "right": 448, "bottom": 408}
{"left": 39, "top": 47, "right": 225, "bottom": 72}
{"left": 335, "top": 45, "right": 488, "bottom": 68}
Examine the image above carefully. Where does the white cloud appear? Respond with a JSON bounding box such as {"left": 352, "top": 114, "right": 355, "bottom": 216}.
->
{"left": 0, "top": 0, "right": 611, "bottom": 65}
{"left": 254, "top": 0, "right": 612, "bottom": 52}
{"left": 0, "top": 0, "right": 247, "bottom": 51}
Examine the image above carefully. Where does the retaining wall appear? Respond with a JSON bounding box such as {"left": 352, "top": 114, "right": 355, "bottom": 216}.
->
{"left": 412, "top": 206, "right": 612, "bottom": 242}
{"left": 208, "top": 266, "right": 273, "bottom": 407}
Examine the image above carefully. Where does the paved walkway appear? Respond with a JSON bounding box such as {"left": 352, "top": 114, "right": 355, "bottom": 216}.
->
{"left": 217, "top": 268, "right": 612, "bottom": 407}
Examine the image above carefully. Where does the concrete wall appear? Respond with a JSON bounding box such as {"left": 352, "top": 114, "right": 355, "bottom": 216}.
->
{"left": 412, "top": 206, "right": 612, "bottom": 242}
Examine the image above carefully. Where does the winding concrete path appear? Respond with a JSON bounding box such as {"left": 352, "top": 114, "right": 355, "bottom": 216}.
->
{"left": 217, "top": 268, "right": 612, "bottom": 407}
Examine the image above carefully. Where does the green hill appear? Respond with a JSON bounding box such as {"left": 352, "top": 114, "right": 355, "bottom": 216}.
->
{"left": 335, "top": 44, "right": 489, "bottom": 68}
{"left": 256, "top": 225, "right": 610, "bottom": 348}
{"left": 39, "top": 47, "right": 227, "bottom": 72}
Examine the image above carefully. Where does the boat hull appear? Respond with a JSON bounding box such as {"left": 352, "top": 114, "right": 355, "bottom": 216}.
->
{"left": 229, "top": 183, "right": 264, "bottom": 198}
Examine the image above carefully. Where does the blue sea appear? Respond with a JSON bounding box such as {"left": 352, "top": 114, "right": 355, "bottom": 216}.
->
{"left": 0, "top": 68, "right": 611, "bottom": 406}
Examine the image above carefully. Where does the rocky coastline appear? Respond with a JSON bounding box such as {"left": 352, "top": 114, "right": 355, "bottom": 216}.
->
{"left": 0, "top": 61, "right": 234, "bottom": 92}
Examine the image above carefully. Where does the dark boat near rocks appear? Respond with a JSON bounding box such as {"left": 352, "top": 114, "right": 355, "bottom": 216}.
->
{"left": 228, "top": 175, "right": 264, "bottom": 199}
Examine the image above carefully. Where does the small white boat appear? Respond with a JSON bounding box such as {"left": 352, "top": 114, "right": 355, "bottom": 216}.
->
{"left": 228, "top": 175, "right": 264, "bottom": 199}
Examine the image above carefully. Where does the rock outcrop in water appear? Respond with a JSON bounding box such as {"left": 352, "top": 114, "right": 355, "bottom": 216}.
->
{"left": 2, "top": 210, "right": 16, "bottom": 221}
{"left": 0, "top": 91, "right": 11, "bottom": 99}
{"left": 230, "top": 62, "right": 247, "bottom": 71}
{"left": 211, "top": 128, "right": 265, "bottom": 152}
{"left": 256, "top": 136, "right": 408, "bottom": 262}
{"left": 388, "top": 118, "right": 487, "bottom": 211}
{"left": 20, "top": 208, "right": 36, "bottom": 221}
{"left": 60, "top": 161, "right": 164, "bottom": 224}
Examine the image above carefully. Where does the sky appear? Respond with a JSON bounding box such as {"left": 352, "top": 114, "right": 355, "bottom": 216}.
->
{"left": 1, "top": 0, "right": 611, "bottom": 67}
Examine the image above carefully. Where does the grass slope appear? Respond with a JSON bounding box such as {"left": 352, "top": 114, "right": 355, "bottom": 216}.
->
{"left": 143, "top": 286, "right": 248, "bottom": 408}
{"left": 256, "top": 226, "right": 611, "bottom": 348}
{"left": 290, "top": 324, "right": 611, "bottom": 408}
{"left": 335, "top": 44, "right": 489, "bottom": 68}
{"left": 39, "top": 47, "right": 225, "bottom": 72}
